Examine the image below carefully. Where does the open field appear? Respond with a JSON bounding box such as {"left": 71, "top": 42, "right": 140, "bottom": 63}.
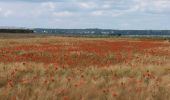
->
{"left": 0, "top": 34, "right": 170, "bottom": 100}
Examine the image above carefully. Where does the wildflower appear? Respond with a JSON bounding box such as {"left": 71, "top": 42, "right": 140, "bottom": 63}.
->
{"left": 44, "top": 79, "right": 48, "bottom": 84}
{"left": 81, "top": 75, "right": 84, "bottom": 78}
{"left": 67, "top": 77, "right": 71, "bottom": 82}
{"left": 103, "top": 89, "right": 106, "bottom": 93}
{"left": 33, "top": 76, "right": 38, "bottom": 80}
{"left": 55, "top": 67, "right": 58, "bottom": 70}
{"left": 103, "top": 89, "right": 109, "bottom": 93}
{"left": 112, "top": 74, "right": 117, "bottom": 80}
{"left": 23, "top": 62, "right": 26, "bottom": 65}
{"left": 63, "top": 96, "right": 68, "bottom": 100}
{"left": 11, "top": 71, "right": 15, "bottom": 76}
{"left": 136, "top": 87, "right": 142, "bottom": 92}
{"left": 121, "top": 82, "right": 125, "bottom": 87}
{"left": 62, "top": 65, "right": 65, "bottom": 69}
{"left": 12, "top": 95, "right": 16, "bottom": 100}
{"left": 53, "top": 63, "right": 58, "bottom": 70}
{"left": 7, "top": 80, "right": 13, "bottom": 87}
{"left": 112, "top": 92, "right": 118, "bottom": 97}
{"left": 14, "top": 68, "right": 18, "bottom": 72}
{"left": 51, "top": 77, "right": 55, "bottom": 82}
{"left": 74, "top": 83, "right": 79, "bottom": 88}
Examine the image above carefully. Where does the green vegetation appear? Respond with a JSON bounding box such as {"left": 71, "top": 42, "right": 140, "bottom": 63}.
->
{"left": 0, "top": 29, "right": 33, "bottom": 33}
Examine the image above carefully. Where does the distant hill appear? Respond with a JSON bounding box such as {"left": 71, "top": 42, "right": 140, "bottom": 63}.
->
{"left": 34, "top": 28, "right": 170, "bottom": 36}
{"left": 1, "top": 27, "right": 170, "bottom": 36}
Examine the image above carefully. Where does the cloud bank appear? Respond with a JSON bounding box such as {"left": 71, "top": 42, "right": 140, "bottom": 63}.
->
{"left": 0, "top": 0, "right": 170, "bottom": 29}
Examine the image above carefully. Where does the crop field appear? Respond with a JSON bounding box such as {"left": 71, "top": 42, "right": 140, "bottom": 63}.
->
{"left": 0, "top": 35, "right": 170, "bottom": 100}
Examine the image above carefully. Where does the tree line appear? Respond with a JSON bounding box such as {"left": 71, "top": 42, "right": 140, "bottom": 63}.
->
{"left": 0, "top": 29, "right": 34, "bottom": 33}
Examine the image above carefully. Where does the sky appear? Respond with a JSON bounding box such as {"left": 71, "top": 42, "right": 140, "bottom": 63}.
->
{"left": 0, "top": 0, "right": 170, "bottom": 29}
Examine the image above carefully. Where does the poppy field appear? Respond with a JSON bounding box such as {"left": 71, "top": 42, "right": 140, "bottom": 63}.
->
{"left": 0, "top": 36, "right": 170, "bottom": 100}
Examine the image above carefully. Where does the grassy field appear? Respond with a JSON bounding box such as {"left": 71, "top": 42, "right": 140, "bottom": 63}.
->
{"left": 0, "top": 34, "right": 170, "bottom": 100}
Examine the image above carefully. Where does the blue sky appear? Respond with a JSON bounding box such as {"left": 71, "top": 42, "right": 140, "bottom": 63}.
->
{"left": 0, "top": 0, "right": 170, "bottom": 29}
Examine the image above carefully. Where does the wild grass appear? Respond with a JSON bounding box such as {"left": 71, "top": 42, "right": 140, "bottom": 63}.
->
{"left": 1, "top": 62, "right": 170, "bottom": 100}
{"left": 0, "top": 35, "right": 170, "bottom": 100}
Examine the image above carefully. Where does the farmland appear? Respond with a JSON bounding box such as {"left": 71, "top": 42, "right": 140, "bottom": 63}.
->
{"left": 0, "top": 35, "right": 170, "bottom": 100}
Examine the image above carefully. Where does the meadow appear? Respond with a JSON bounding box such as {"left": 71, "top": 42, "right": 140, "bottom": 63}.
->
{"left": 0, "top": 35, "right": 170, "bottom": 100}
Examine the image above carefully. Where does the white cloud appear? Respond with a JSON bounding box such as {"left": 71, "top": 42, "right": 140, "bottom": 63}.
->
{"left": 91, "top": 10, "right": 104, "bottom": 16}
{"left": 121, "top": 23, "right": 130, "bottom": 26}
{"left": 102, "top": 4, "right": 111, "bottom": 9}
{"left": 132, "top": 0, "right": 170, "bottom": 13}
{"left": 78, "top": 2, "right": 97, "bottom": 9}
{"left": 111, "top": 12, "right": 123, "bottom": 17}
{"left": 152, "top": 0, "right": 170, "bottom": 12}
{"left": 0, "top": 7, "right": 13, "bottom": 17}
{"left": 41, "top": 2, "right": 56, "bottom": 11}
{"left": 53, "top": 11, "right": 75, "bottom": 17}
{"left": 3, "top": 10, "right": 13, "bottom": 16}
